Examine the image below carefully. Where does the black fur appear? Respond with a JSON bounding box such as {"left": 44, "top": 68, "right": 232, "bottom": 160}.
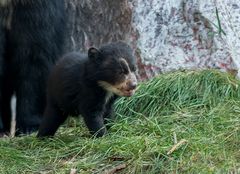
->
{"left": 37, "top": 42, "right": 137, "bottom": 138}
{"left": 0, "top": 0, "right": 66, "bottom": 135}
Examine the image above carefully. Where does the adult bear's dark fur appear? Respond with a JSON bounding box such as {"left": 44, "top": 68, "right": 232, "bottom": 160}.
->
{"left": 0, "top": 0, "right": 66, "bottom": 135}
{"left": 37, "top": 41, "right": 138, "bottom": 138}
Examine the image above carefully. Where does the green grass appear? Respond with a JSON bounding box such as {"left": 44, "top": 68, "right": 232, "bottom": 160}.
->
{"left": 0, "top": 69, "right": 240, "bottom": 173}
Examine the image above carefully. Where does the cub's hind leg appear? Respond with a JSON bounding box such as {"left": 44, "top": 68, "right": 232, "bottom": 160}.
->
{"left": 37, "top": 101, "right": 68, "bottom": 138}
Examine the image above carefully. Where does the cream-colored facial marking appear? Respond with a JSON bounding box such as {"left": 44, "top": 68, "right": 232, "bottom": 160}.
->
{"left": 119, "top": 58, "right": 131, "bottom": 73}
{"left": 98, "top": 58, "right": 137, "bottom": 97}
{"left": 98, "top": 81, "right": 124, "bottom": 96}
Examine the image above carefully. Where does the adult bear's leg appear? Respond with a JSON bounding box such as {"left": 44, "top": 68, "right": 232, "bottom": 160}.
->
{"left": 8, "top": 0, "right": 66, "bottom": 135}
{"left": 0, "top": 25, "right": 5, "bottom": 133}
{"left": 0, "top": 68, "right": 14, "bottom": 134}
{"left": 0, "top": 25, "right": 13, "bottom": 135}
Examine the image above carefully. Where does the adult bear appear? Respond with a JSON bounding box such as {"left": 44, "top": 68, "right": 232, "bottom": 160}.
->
{"left": 0, "top": 0, "right": 66, "bottom": 135}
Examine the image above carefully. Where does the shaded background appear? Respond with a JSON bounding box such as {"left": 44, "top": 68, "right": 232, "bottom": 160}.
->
{"left": 65, "top": 0, "right": 240, "bottom": 80}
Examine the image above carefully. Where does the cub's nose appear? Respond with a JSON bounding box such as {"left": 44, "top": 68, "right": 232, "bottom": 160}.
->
{"left": 127, "top": 82, "right": 137, "bottom": 90}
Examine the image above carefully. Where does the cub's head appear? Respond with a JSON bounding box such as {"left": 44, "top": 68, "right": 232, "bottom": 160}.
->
{"left": 88, "top": 41, "right": 137, "bottom": 97}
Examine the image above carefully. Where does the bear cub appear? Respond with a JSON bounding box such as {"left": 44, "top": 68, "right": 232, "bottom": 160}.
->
{"left": 37, "top": 41, "right": 137, "bottom": 138}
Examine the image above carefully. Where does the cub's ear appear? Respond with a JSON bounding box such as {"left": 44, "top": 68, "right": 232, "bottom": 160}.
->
{"left": 88, "top": 47, "right": 100, "bottom": 61}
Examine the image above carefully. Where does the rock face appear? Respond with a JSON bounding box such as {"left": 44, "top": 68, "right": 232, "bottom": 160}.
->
{"left": 65, "top": 0, "right": 132, "bottom": 51}
{"left": 65, "top": 0, "right": 240, "bottom": 80}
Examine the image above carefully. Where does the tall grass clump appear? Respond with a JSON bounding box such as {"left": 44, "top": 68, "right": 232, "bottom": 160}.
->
{"left": 115, "top": 69, "right": 240, "bottom": 117}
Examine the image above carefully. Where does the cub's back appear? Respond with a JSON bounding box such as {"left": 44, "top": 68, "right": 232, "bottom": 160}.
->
{"left": 47, "top": 52, "right": 88, "bottom": 110}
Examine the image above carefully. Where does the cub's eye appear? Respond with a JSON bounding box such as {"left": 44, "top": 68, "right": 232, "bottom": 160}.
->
{"left": 118, "top": 67, "right": 128, "bottom": 75}
{"left": 118, "top": 69, "right": 125, "bottom": 75}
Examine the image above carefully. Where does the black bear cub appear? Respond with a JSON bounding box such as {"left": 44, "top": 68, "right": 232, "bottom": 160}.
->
{"left": 37, "top": 41, "right": 137, "bottom": 138}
